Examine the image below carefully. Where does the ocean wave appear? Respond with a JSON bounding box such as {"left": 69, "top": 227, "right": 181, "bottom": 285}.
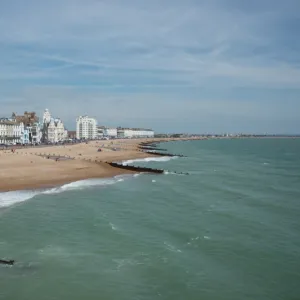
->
{"left": 0, "top": 175, "right": 132, "bottom": 209}
{"left": 0, "top": 190, "right": 40, "bottom": 208}
{"left": 122, "top": 156, "right": 177, "bottom": 165}
{"left": 43, "top": 178, "right": 120, "bottom": 195}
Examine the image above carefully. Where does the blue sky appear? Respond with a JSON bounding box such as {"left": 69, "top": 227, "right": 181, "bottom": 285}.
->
{"left": 0, "top": 0, "right": 299, "bottom": 133}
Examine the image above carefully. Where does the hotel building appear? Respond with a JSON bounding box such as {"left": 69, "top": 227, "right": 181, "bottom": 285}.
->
{"left": 76, "top": 116, "right": 97, "bottom": 140}
{"left": 42, "top": 109, "right": 67, "bottom": 143}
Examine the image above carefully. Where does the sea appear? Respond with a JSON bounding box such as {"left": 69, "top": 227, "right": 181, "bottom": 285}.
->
{"left": 1, "top": 138, "right": 300, "bottom": 300}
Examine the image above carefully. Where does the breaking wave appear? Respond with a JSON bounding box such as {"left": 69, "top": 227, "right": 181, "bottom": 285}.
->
{"left": 0, "top": 175, "right": 132, "bottom": 209}
{"left": 122, "top": 156, "right": 177, "bottom": 165}
{"left": 0, "top": 190, "right": 40, "bottom": 208}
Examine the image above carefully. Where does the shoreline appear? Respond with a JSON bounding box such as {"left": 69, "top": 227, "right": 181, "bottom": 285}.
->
{"left": 0, "top": 137, "right": 199, "bottom": 193}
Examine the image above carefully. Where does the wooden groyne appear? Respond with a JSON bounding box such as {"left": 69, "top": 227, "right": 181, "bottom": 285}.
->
{"left": 35, "top": 153, "right": 75, "bottom": 161}
{"left": 107, "top": 162, "right": 189, "bottom": 175}
{"left": 139, "top": 146, "right": 168, "bottom": 151}
{"left": 140, "top": 142, "right": 158, "bottom": 147}
{"left": 143, "top": 151, "right": 186, "bottom": 158}
{"left": 108, "top": 162, "right": 164, "bottom": 174}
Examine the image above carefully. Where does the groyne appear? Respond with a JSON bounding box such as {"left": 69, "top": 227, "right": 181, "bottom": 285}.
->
{"left": 107, "top": 162, "right": 189, "bottom": 175}
{"left": 142, "top": 151, "right": 186, "bottom": 157}
{"left": 107, "top": 162, "right": 164, "bottom": 174}
{"left": 138, "top": 146, "right": 168, "bottom": 151}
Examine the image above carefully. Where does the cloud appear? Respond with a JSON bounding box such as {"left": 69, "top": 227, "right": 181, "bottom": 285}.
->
{"left": 0, "top": 0, "right": 299, "bottom": 133}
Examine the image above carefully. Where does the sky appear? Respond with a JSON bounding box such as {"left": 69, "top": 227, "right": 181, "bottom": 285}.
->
{"left": 0, "top": 0, "right": 299, "bottom": 134}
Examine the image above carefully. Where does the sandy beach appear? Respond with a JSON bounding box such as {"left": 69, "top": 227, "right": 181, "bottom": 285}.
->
{"left": 0, "top": 138, "right": 198, "bottom": 192}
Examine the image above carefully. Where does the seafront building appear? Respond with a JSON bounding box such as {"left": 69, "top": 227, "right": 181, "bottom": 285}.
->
{"left": 103, "top": 127, "right": 118, "bottom": 138}
{"left": 96, "top": 126, "right": 154, "bottom": 139}
{"left": 12, "top": 111, "right": 41, "bottom": 144}
{"left": 117, "top": 128, "right": 154, "bottom": 138}
{"left": 0, "top": 118, "right": 24, "bottom": 145}
{"left": 0, "top": 111, "right": 43, "bottom": 145}
{"left": 42, "top": 109, "right": 67, "bottom": 143}
{"left": 76, "top": 116, "right": 97, "bottom": 140}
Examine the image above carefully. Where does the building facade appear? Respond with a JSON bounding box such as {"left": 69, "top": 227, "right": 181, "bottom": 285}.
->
{"left": 103, "top": 127, "right": 117, "bottom": 138}
{"left": 21, "top": 128, "right": 30, "bottom": 144}
{"left": 42, "top": 109, "right": 67, "bottom": 143}
{"left": 117, "top": 128, "right": 154, "bottom": 138}
{"left": 0, "top": 118, "right": 25, "bottom": 144}
{"left": 12, "top": 111, "right": 41, "bottom": 144}
{"left": 76, "top": 116, "right": 97, "bottom": 140}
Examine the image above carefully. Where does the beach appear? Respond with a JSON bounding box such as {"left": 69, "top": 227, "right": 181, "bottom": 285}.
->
{"left": 0, "top": 138, "right": 198, "bottom": 192}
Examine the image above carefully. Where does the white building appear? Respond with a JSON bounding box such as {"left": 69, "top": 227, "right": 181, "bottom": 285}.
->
{"left": 47, "top": 118, "right": 66, "bottom": 143}
{"left": 103, "top": 127, "right": 117, "bottom": 138}
{"left": 42, "top": 109, "right": 67, "bottom": 143}
{"left": 0, "top": 118, "right": 25, "bottom": 144}
{"left": 76, "top": 116, "right": 97, "bottom": 140}
{"left": 27, "top": 123, "right": 41, "bottom": 144}
{"left": 117, "top": 128, "right": 154, "bottom": 139}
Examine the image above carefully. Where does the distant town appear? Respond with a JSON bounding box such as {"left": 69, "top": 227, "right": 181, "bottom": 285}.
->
{"left": 0, "top": 109, "right": 299, "bottom": 146}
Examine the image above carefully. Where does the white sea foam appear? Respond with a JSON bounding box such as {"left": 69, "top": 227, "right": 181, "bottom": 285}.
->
{"left": 0, "top": 190, "right": 39, "bottom": 208}
{"left": 113, "top": 258, "right": 140, "bottom": 271}
{"left": 43, "top": 177, "right": 121, "bottom": 194}
{"left": 109, "top": 222, "right": 118, "bottom": 231}
{"left": 163, "top": 170, "right": 185, "bottom": 176}
{"left": 122, "top": 156, "right": 177, "bottom": 165}
{"left": 164, "top": 242, "right": 182, "bottom": 253}
{"left": 0, "top": 175, "right": 133, "bottom": 209}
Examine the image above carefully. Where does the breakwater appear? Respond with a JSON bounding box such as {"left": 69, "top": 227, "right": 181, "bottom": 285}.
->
{"left": 140, "top": 142, "right": 158, "bottom": 147}
{"left": 139, "top": 146, "right": 168, "bottom": 151}
{"left": 35, "top": 154, "right": 75, "bottom": 161}
{"left": 107, "top": 162, "right": 189, "bottom": 176}
{"left": 107, "top": 162, "right": 164, "bottom": 174}
{"left": 143, "top": 151, "right": 186, "bottom": 157}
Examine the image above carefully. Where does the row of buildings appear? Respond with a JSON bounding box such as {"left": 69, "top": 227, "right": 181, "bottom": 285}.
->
{"left": 0, "top": 109, "right": 68, "bottom": 145}
{"left": 76, "top": 116, "right": 154, "bottom": 140}
{"left": 0, "top": 110, "right": 154, "bottom": 145}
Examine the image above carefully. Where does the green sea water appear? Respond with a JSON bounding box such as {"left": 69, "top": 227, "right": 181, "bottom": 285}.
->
{"left": 1, "top": 138, "right": 300, "bottom": 300}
